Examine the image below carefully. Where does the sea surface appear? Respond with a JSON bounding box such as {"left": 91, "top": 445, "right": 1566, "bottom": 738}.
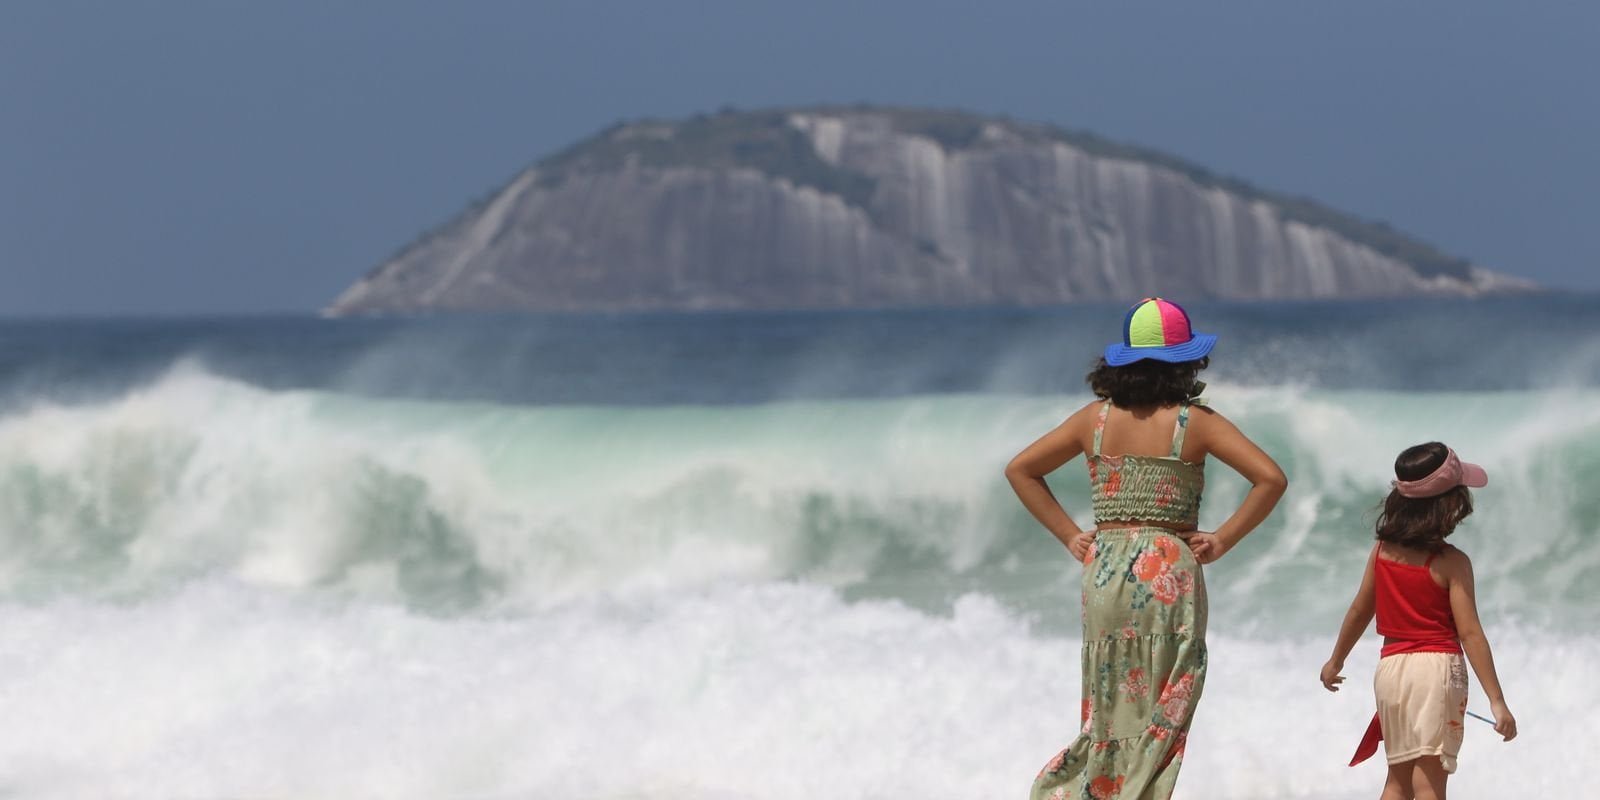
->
{"left": 0, "top": 296, "right": 1592, "bottom": 798}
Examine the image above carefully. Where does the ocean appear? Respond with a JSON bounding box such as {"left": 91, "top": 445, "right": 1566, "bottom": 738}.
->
{"left": 0, "top": 297, "right": 1592, "bottom": 798}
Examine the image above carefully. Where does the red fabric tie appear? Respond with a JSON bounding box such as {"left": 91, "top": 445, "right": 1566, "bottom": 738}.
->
{"left": 1349, "top": 713, "right": 1383, "bottom": 766}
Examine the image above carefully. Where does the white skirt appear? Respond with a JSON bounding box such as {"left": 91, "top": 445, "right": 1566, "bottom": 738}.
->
{"left": 1374, "top": 652, "right": 1469, "bottom": 773}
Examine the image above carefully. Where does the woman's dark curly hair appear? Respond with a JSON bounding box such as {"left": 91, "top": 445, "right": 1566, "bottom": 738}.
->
{"left": 1375, "top": 442, "right": 1474, "bottom": 552}
{"left": 1086, "top": 356, "right": 1209, "bottom": 408}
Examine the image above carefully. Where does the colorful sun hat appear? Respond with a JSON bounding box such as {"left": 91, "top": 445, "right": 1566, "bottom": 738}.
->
{"left": 1103, "top": 297, "right": 1217, "bottom": 366}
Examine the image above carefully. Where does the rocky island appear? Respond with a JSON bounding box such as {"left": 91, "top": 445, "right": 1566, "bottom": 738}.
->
{"left": 328, "top": 106, "right": 1531, "bottom": 314}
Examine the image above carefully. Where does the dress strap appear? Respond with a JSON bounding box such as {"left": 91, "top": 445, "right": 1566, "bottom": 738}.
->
{"left": 1092, "top": 400, "right": 1111, "bottom": 457}
{"left": 1170, "top": 403, "right": 1192, "bottom": 458}
{"left": 1424, "top": 550, "right": 1437, "bottom": 568}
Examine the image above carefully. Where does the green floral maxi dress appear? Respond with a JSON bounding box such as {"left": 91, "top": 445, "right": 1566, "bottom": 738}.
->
{"left": 1030, "top": 401, "right": 1209, "bottom": 800}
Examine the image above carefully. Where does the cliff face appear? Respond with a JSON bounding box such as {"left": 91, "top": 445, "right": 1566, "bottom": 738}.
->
{"left": 328, "top": 108, "right": 1531, "bottom": 314}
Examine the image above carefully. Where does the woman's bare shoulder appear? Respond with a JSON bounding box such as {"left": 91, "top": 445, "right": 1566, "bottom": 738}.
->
{"left": 1185, "top": 403, "right": 1233, "bottom": 437}
{"left": 1064, "top": 398, "right": 1104, "bottom": 424}
{"left": 1036, "top": 399, "right": 1103, "bottom": 444}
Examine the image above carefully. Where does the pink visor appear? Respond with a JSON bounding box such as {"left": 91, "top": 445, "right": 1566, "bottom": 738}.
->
{"left": 1392, "top": 448, "right": 1488, "bottom": 498}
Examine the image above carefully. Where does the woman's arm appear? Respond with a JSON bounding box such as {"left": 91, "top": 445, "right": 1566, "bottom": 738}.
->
{"left": 1005, "top": 403, "right": 1096, "bottom": 561}
{"left": 1185, "top": 408, "right": 1288, "bottom": 563}
{"left": 1321, "top": 546, "right": 1378, "bottom": 691}
{"left": 1442, "top": 549, "right": 1518, "bottom": 741}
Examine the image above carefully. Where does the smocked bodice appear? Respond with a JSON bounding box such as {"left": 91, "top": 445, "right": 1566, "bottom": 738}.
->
{"left": 1088, "top": 401, "right": 1205, "bottom": 527}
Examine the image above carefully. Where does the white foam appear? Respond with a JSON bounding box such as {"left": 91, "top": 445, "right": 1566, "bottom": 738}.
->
{"left": 0, "top": 582, "right": 1579, "bottom": 799}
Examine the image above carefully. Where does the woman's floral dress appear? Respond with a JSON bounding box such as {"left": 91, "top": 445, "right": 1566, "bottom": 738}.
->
{"left": 1031, "top": 401, "right": 1208, "bottom": 800}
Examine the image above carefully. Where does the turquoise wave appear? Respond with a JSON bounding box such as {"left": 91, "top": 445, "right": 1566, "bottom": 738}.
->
{"left": 0, "top": 368, "right": 1591, "bottom": 630}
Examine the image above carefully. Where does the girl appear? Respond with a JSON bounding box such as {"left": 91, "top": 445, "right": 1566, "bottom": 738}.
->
{"left": 1321, "top": 442, "right": 1517, "bottom": 800}
{"left": 1008, "top": 297, "right": 1287, "bottom": 800}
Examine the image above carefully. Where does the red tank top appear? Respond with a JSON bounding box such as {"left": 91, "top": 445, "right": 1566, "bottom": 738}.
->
{"left": 1373, "top": 547, "right": 1461, "bottom": 657}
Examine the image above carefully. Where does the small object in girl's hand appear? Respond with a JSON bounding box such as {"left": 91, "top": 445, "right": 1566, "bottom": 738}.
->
{"left": 1465, "top": 710, "right": 1496, "bottom": 725}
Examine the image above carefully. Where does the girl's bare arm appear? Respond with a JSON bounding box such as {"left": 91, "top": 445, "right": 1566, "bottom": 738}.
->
{"left": 1321, "top": 547, "right": 1378, "bottom": 691}
{"left": 1005, "top": 403, "right": 1096, "bottom": 561}
{"left": 1186, "top": 408, "right": 1288, "bottom": 563}
{"left": 1443, "top": 549, "right": 1518, "bottom": 741}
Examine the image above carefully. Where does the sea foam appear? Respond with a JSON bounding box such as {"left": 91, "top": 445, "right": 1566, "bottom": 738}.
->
{"left": 0, "top": 581, "right": 1579, "bottom": 799}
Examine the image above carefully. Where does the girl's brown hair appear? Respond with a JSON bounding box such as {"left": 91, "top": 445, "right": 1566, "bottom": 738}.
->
{"left": 1375, "top": 442, "right": 1474, "bottom": 551}
{"left": 1086, "top": 356, "right": 1209, "bottom": 409}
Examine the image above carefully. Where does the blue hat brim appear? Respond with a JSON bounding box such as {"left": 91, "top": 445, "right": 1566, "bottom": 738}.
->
{"left": 1104, "top": 333, "right": 1217, "bottom": 367}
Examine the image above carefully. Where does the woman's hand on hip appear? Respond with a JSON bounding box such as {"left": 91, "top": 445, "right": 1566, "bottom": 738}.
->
{"left": 1068, "top": 529, "right": 1096, "bottom": 563}
{"left": 1184, "top": 531, "right": 1228, "bottom": 564}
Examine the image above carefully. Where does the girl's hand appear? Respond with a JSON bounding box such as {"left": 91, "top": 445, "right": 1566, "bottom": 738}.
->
{"left": 1185, "top": 532, "right": 1229, "bottom": 564}
{"left": 1068, "top": 530, "right": 1096, "bottom": 563}
{"left": 1319, "top": 659, "right": 1345, "bottom": 692}
{"left": 1490, "top": 699, "right": 1518, "bottom": 741}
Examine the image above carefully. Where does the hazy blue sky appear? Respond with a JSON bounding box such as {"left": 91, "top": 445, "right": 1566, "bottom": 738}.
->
{"left": 3, "top": 1, "right": 1596, "bottom": 315}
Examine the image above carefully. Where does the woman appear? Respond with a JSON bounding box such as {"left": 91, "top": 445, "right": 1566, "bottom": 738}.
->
{"left": 1007, "top": 297, "right": 1287, "bottom": 800}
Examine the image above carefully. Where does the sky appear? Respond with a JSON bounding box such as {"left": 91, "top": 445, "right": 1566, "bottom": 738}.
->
{"left": 2, "top": 1, "right": 1597, "bottom": 316}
